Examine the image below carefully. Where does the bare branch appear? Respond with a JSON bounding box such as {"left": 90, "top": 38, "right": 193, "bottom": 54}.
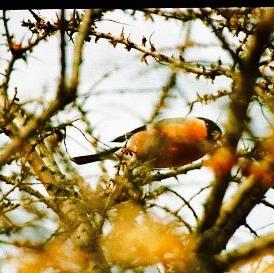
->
{"left": 167, "top": 187, "right": 199, "bottom": 221}
{"left": 91, "top": 29, "right": 232, "bottom": 79}
{"left": 216, "top": 232, "right": 274, "bottom": 270}
{"left": 138, "top": 160, "right": 203, "bottom": 185}
{"left": 0, "top": 174, "right": 57, "bottom": 212}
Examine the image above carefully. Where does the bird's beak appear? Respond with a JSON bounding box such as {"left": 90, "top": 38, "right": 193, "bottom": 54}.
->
{"left": 212, "top": 131, "right": 222, "bottom": 141}
{"left": 216, "top": 139, "right": 222, "bottom": 147}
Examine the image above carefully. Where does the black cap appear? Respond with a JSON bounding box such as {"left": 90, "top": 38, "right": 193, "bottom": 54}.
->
{"left": 196, "top": 117, "right": 222, "bottom": 141}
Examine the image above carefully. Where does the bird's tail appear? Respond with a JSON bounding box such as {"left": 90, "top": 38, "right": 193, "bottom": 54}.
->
{"left": 71, "top": 147, "right": 120, "bottom": 165}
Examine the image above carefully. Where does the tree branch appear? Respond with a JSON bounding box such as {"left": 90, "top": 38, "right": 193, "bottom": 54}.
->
{"left": 0, "top": 10, "right": 96, "bottom": 168}
{"left": 0, "top": 174, "right": 57, "bottom": 213}
{"left": 215, "top": 232, "right": 274, "bottom": 270}
{"left": 198, "top": 6, "right": 274, "bottom": 253}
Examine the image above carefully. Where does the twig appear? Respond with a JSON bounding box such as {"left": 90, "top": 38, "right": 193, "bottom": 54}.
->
{"left": 207, "top": 176, "right": 267, "bottom": 254}
{"left": 166, "top": 188, "right": 198, "bottom": 221}
{"left": 140, "top": 8, "right": 199, "bottom": 22}
{"left": 183, "top": 185, "right": 211, "bottom": 207}
{"left": 150, "top": 203, "right": 192, "bottom": 232}
{"left": 147, "top": 69, "right": 177, "bottom": 124}
{"left": 139, "top": 161, "right": 203, "bottom": 185}
{"left": 243, "top": 222, "right": 258, "bottom": 237}
{"left": 200, "top": 8, "right": 242, "bottom": 67}
{"left": 28, "top": 10, "right": 42, "bottom": 23}
{"left": 0, "top": 174, "right": 57, "bottom": 212}
{"left": 66, "top": 9, "right": 95, "bottom": 101}
{"left": 2, "top": 10, "right": 12, "bottom": 46}
{"left": 215, "top": 232, "right": 274, "bottom": 270}
{"left": 188, "top": 89, "right": 232, "bottom": 113}
{"left": 59, "top": 9, "right": 66, "bottom": 94}
{"left": 261, "top": 199, "right": 274, "bottom": 210}
{"left": 91, "top": 29, "right": 232, "bottom": 79}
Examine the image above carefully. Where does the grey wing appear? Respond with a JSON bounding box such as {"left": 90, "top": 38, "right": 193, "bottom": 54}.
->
{"left": 111, "top": 124, "right": 147, "bottom": 142}
{"left": 111, "top": 117, "right": 187, "bottom": 143}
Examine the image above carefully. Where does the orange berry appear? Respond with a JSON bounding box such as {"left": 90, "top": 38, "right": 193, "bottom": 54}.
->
{"left": 205, "top": 147, "right": 236, "bottom": 173}
{"left": 248, "top": 161, "right": 274, "bottom": 187}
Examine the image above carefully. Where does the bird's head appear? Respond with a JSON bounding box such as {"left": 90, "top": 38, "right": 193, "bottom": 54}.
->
{"left": 196, "top": 117, "right": 222, "bottom": 142}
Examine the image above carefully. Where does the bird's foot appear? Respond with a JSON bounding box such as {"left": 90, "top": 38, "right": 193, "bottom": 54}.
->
{"left": 120, "top": 147, "right": 136, "bottom": 157}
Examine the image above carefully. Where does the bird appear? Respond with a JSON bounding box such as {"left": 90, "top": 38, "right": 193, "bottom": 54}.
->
{"left": 71, "top": 116, "right": 222, "bottom": 168}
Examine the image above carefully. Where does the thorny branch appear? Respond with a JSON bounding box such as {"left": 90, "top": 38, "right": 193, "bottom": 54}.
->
{"left": 197, "top": 8, "right": 274, "bottom": 255}
{"left": 91, "top": 29, "right": 232, "bottom": 79}
{"left": 0, "top": 174, "right": 57, "bottom": 213}
{"left": 20, "top": 11, "right": 233, "bottom": 80}
{"left": 215, "top": 232, "right": 274, "bottom": 270}
{"left": 0, "top": 9, "right": 111, "bottom": 273}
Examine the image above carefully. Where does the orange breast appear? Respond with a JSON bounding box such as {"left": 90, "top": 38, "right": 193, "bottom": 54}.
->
{"left": 126, "top": 118, "right": 211, "bottom": 168}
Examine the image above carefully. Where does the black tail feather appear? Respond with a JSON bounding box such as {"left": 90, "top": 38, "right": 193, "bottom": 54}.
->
{"left": 71, "top": 154, "right": 102, "bottom": 165}
{"left": 71, "top": 147, "right": 120, "bottom": 165}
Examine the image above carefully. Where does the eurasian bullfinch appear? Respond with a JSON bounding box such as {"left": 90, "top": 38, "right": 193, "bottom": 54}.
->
{"left": 71, "top": 116, "right": 222, "bottom": 168}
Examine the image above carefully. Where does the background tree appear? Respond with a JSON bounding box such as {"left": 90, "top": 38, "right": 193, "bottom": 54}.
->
{"left": 0, "top": 8, "right": 273, "bottom": 273}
